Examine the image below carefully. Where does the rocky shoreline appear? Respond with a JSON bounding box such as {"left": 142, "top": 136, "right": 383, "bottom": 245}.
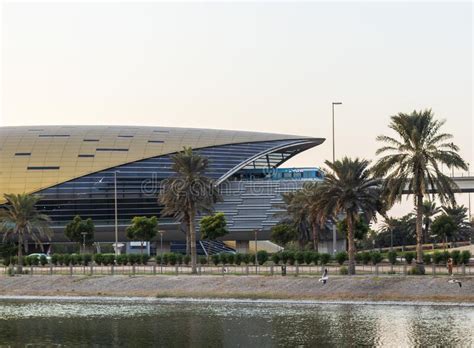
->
{"left": 0, "top": 275, "right": 472, "bottom": 303}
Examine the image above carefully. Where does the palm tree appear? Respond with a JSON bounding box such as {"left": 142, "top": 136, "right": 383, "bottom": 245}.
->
{"left": 302, "top": 182, "right": 327, "bottom": 252}
{"left": 280, "top": 190, "right": 311, "bottom": 249}
{"left": 158, "top": 147, "right": 219, "bottom": 274}
{"left": 421, "top": 200, "right": 440, "bottom": 244}
{"left": 0, "top": 193, "right": 52, "bottom": 273}
{"left": 377, "top": 215, "right": 399, "bottom": 251}
{"left": 441, "top": 204, "right": 470, "bottom": 242}
{"left": 373, "top": 109, "right": 467, "bottom": 273}
{"left": 316, "top": 157, "right": 382, "bottom": 275}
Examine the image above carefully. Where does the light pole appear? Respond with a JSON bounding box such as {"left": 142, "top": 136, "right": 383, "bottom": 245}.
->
{"left": 81, "top": 232, "right": 87, "bottom": 254}
{"left": 159, "top": 230, "right": 164, "bottom": 274}
{"left": 254, "top": 229, "right": 258, "bottom": 274}
{"left": 468, "top": 163, "right": 471, "bottom": 221}
{"left": 114, "top": 171, "right": 119, "bottom": 262}
{"left": 331, "top": 102, "right": 342, "bottom": 255}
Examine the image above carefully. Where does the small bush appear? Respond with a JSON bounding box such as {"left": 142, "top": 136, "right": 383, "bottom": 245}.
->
{"left": 57, "top": 254, "right": 65, "bottom": 266}
{"left": 176, "top": 253, "right": 183, "bottom": 265}
{"left": 335, "top": 251, "right": 348, "bottom": 265}
{"left": 29, "top": 255, "right": 39, "bottom": 266}
{"left": 450, "top": 250, "right": 461, "bottom": 265}
{"left": 168, "top": 253, "right": 177, "bottom": 266}
{"left": 432, "top": 251, "right": 443, "bottom": 264}
{"left": 140, "top": 254, "right": 150, "bottom": 265}
{"left": 303, "top": 251, "right": 313, "bottom": 265}
{"left": 162, "top": 253, "right": 169, "bottom": 265}
{"left": 295, "top": 251, "right": 305, "bottom": 265}
{"left": 235, "top": 253, "right": 243, "bottom": 265}
{"left": 183, "top": 255, "right": 191, "bottom": 266}
{"left": 242, "top": 253, "right": 251, "bottom": 265}
{"left": 320, "top": 253, "right": 331, "bottom": 265}
{"left": 361, "top": 252, "right": 371, "bottom": 265}
{"left": 219, "top": 253, "right": 229, "bottom": 265}
{"left": 63, "top": 254, "right": 72, "bottom": 266}
{"left": 409, "top": 266, "right": 424, "bottom": 275}
{"left": 102, "top": 254, "right": 115, "bottom": 266}
{"left": 312, "top": 252, "right": 320, "bottom": 265}
{"left": 116, "top": 254, "right": 128, "bottom": 265}
{"left": 257, "top": 250, "right": 269, "bottom": 265}
{"left": 371, "top": 252, "right": 383, "bottom": 265}
{"left": 339, "top": 266, "right": 348, "bottom": 275}
{"left": 461, "top": 250, "right": 471, "bottom": 265}
{"left": 387, "top": 251, "right": 397, "bottom": 265}
{"left": 287, "top": 251, "right": 296, "bottom": 265}
{"left": 211, "top": 254, "right": 220, "bottom": 266}
{"left": 70, "top": 255, "right": 78, "bottom": 266}
{"left": 271, "top": 253, "right": 280, "bottom": 265}
{"left": 93, "top": 253, "right": 103, "bottom": 265}
{"left": 423, "top": 253, "right": 432, "bottom": 265}
{"left": 442, "top": 250, "right": 450, "bottom": 264}
{"left": 280, "top": 251, "right": 289, "bottom": 265}
{"left": 355, "top": 253, "right": 363, "bottom": 264}
{"left": 51, "top": 254, "right": 59, "bottom": 266}
{"left": 199, "top": 256, "right": 207, "bottom": 265}
{"left": 248, "top": 253, "right": 256, "bottom": 265}
{"left": 83, "top": 254, "right": 92, "bottom": 266}
{"left": 227, "top": 253, "right": 235, "bottom": 265}
{"left": 404, "top": 252, "right": 415, "bottom": 265}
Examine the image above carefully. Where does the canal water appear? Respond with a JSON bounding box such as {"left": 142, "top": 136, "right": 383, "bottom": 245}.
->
{"left": 0, "top": 297, "right": 472, "bottom": 347}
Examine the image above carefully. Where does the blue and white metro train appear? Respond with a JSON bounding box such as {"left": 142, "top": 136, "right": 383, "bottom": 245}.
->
{"left": 236, "top": 167, "right": 324, "bottom": 181}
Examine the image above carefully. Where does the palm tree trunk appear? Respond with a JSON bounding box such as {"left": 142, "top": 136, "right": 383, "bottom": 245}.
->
{"left": 346, "top": 214, "right": 356, "bottom": 275}
{"left": 17, "top": 233, "right": 23, "bottom": 274}
{"left": 189, "top": 205, "right": 197, "bottom": 274}
{"left": 311, "top": 222, "right": 319, "bottom": 252}
{"left": 415, "top": 193, "right": 425, "bottom": 274}
{"left": 186, "top": 221, "right": 191, "bottom": 256}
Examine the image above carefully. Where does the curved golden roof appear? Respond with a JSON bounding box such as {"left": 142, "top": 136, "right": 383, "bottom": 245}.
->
{"left": 0, "top": 125, "right": 322, "bottom": 203}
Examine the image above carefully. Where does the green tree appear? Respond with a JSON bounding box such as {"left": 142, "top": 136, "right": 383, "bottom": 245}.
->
{"left": 280, "top": 191, "right": 311, "bottom": 249}
{"left": 0, "top": 193, "right": 52, "bottom": 273}
{"left": 64, "top": 215, "right": 95, "bottom": 253}
{"left": 431, "top": 214, "right": 456, "bottom": 247}
{"left": 440, "top": 204, "right": 471, "bottom": 241}
{"left": 421, "top": 200, "right": 440, "bottom": 243}
{"left": 373, "top": 109, "right": 467, "bottom": 273}
{"left": 200, "top": 212, "right": 228, "bottom": 259}
{"left": 270, "top": 223, "right": 297, "bottom": 246}
{"left": 316, "top": 157, "right": 382, "bottom": 275}
{"left": 159, "top": 147, "right": 220, "bottom": 274}
{"left": 126, "top": 216, "right": 158, "bottom": 254}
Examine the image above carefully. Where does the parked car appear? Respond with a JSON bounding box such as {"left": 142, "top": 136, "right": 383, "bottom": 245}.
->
{"left": 28, "top": 253, "right": 52, "bottom": 263}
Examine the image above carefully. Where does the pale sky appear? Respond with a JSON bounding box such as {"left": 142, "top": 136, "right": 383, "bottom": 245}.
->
{"left": 1, "top": 1, "right": 473, "bottom": 218}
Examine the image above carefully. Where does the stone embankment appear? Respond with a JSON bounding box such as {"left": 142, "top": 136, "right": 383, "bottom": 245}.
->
{"left": 0, "top": 275, "right": 473, "bottom": 303}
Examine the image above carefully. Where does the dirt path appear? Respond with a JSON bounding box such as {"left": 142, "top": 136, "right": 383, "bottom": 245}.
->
{"left": 0, "top": 275, "right": 472, "bottom": 303}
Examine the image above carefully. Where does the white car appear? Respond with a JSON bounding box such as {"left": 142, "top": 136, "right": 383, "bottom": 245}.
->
{"left": 28, "top": 253, "right": 52, "bottom": 263}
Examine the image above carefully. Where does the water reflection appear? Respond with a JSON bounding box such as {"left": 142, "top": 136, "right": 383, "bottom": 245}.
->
{"left": 0, "top": 298, "right": 472, "bottom": 347}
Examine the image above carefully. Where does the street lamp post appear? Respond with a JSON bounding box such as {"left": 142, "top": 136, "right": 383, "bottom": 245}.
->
{"left": 159, "top": 230, "right": 164, "bottom": 274}
{"left": 331, "top": 102, "right": 342, "bottom": 255}
{"left": 468, "top": 163, "right": 471, "bottom": 221}
{"left": 254, "top": 230, "right": 258, "bottom": 274}
{"left": 81, "top": 232, "right": 87, "bottom": 254}
{"left": 114, "top": 171, "right": 119, "bottom": 262}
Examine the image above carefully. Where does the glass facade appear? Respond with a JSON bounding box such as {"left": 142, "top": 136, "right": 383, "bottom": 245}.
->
{"left": 34, "top": 139, "right": 304, "bottom": 228}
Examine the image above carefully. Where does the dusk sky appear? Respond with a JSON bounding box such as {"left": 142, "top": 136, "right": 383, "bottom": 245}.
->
{"left": 1, "top": 1, "right": 472, "bottom": 218}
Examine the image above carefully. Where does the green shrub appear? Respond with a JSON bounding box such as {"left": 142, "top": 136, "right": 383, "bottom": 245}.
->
{"left": 140, "top": 254, "right": 150, "bottom": 265}
{"left": 355, "top": 253, "right": 363, "bottom": 264}
{"left": 409, "top": 266, "right": 424, "bottom": 275}
{"left": 339, "top": 266, "right": 348, "bottom": 275}
{"left": 271, "top": 253, "right": 280, "bottom": 265}
{"left": 242, "top": 253, "right": 251, "bottom": 265}
{"left": 432, "top": 251, "right": 443, "bottom": 264}
{"left": 93, "top": 253, "right": 103, "bottom": 265}
{"left": 387, "top": 251, "right": 397, "bottom": 265}
{"left": 128, "top": 254, "right": 140, "bottom": 265}
{"left": 248, "top": 253, "right": 256, "bottom": 265}
{"left": 183, "top": 255, "right": 191, "bottom": 266}
{"left": 162, "top": 253, "right": 170, "bottom": 265}
{"left": 227, "top": 253, "right": 235, "bottom": 265}
{"left": 116, "top": 254, "right": 128, "bottom": 265}
{"left": 257, "top": 250, "right": 269, "bottom": 265}
{"left": 70, "top": 255, "right": 78, "bottom": 266}
{"left": 219, "top": 253, "right": 229, "bottom": 265}
{"left": 371, "top": 252, "right": 383, "bottom": 265}
{"left": 450, "top": 250, "right": 461, "bottom": 265}
{"left": 287, "top": 251, "right": 296, "bottom": 265}
{"left": 168, "top": 253, "right": 177, "bottom": 266}
{"left": 102, "top": 254, "right": 115, "bottom": 266}
{"left": 280, "top": 251, "right": 289, "bottom": 265}
{"left": 57, "top": 254, "right": 65, "bottom": 266}
{"left": 335, "top": 251, "right": 348, "bottom": 265}
{"left": 303, "top": 251, "right": 313, "bottom": 265}
{"left": 3, "top": 257, "right": 11, "bottom": 267}
{"left": 295, "top": 251, "right": 305, "bottom": 265}
{"left": 423, "top": 253, "right": 431, "bottom": 265}
{"left": 320, "top": 253, "right": 331, "bottom": 265}
{"left": 442, "top": 250, "right": 450, "bottom": 264}
{"left": 199, "top": 256, "right": 207, "bottom": 265}
{"left": 154, "top": 255, "right": 162, "bottom": 264}
{"left": 312, "top": 252, "right": 320, "bottom": 265}
{"left": 51, "top": 254, "right": 59, "bottom": 266}
{"left": 361, "top": 252, "right": 371, "bottom": 265}
{"left": 29, "top": 255, "right": 39, "bottom": 266}
{"left": 83, "top": 254, "right": 92, "bottom": 266}
{"left": 63, "top": 254, "right": 72, "bottom": 266}
{"left": 211, "top": 254, "right": 220, "bottom": 266}
{"left": 461, "top": 250, "right": 471, "bottom": 265}
{"left": 235, "top": 253, "right": 243, "bottom": 265}
{"left": 404, "top": 252, "right": 415, "bottom": 264}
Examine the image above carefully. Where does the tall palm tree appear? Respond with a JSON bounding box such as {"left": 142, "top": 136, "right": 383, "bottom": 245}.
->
{"left": 0, "top": 193, "right": 52, "bottom": 272}
{"left": 316, "top": 157, "right": 382, "bottom": 275}
{"left": 441, "top": 204, "right": 470, "bottom": 241}
{"left": 377, "top": 215, "right": 399, "bottom": 251}
{"left": 280, "top": 190, "right": 311, "bottom": 249}
{"left": 373, "top": 109, "right": 467, "bottom": 273}
{"left": 302, "top": 182, "right": 327, "bottom": 252}
{"left": 158, "top": 147, "right": 219, "bottom": 274}
{"left": 421, "top": 200, "right": 440, "bottom": 244}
